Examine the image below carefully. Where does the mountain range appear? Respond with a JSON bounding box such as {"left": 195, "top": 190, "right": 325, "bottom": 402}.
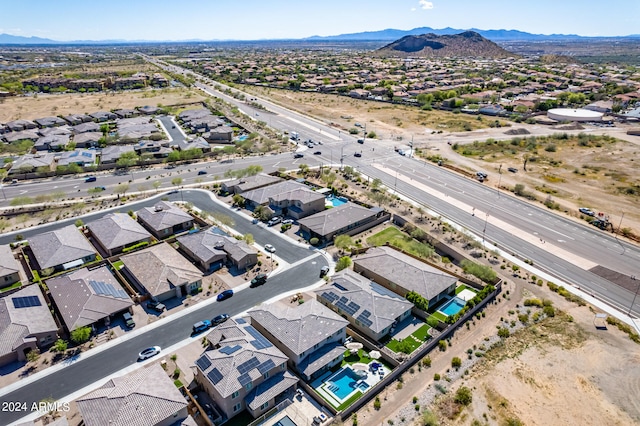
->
{"left": 1, "top": 27, "right": 639, "bottom": 45}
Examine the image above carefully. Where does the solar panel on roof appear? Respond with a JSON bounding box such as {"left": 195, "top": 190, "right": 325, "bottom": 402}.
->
{"left": 219, "top": 345, "right": 242, "bottom": 355}
{"left": 12, "top": 296, "right": 42, "bottom": 309}
{"left": 237, "top": 357, "right": 260, "bottom": 374}
{"left": 207, "top": 368, "right": 223, "bottom": 385}
{"left": 348, "top": 301, "right": 360, "bottom": 312}
{"left": 236, "top": 318, "right": 246, "bottom": 324}
{"left": 238, "top": 373, "right": 252, "bottom": 387}
{"left": 361, "top": 310, "right": 371, "bottom": 318}
{"left": 257, "top": 359, "right": 275, "bottom": 375}
{"left": 245, "top": 326, "right": 272, "bottom": 349}
{"left": 321, "top": 291, "right": 339, "bottom": 303}
{"left": 338, "top": 296, "right": 349, "bottom": 304}
{"left": 359, "top": 317, "right": 373, "bottom": 328}
{"left": 196, "top": 356, "right": 212, "bottom": 371}
{"left": 333, "top": 283, "right": 348, "bottom": 292}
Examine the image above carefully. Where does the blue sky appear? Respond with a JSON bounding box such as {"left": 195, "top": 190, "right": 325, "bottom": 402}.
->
{"left": 1, "top": 0, "right": 638, "bottom": 41}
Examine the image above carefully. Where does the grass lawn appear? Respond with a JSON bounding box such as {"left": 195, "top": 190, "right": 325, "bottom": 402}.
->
{"left": 337, "top": 391, "right": 363, "bottom": 411}
{"left": 0, "top": 281, "right": 22, "bottom": 293}
{"left": 112, "top": 260, "right": 124, "bottom": 270}
{"left": 386, "top": 336, "right": 422, "bottom": 354}
{"left": 456, "top": 284, "right": 477, "bottom": 295}
{"left": 342, "top": 349, "right": 372, "bottom": 366}
{"left": 366, "top": 226, "right": 432, "bottom": 259}
{"left": 430, "top": 311, "right": 448, "bottom": 322}
{"left": 412, "top": 324, "right": 432, "bottom": 341}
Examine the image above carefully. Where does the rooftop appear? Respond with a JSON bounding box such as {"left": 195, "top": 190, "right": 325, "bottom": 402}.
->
{"left": 87, "top": 213, "right": 152, "bottom": 252}
{"left": 297, "top": 202, "right": 379, "bottom": 236}
{"left": 28, "top": 224, "right": 96, "bottom": 270}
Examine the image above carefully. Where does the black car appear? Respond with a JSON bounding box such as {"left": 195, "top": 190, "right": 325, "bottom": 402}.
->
{"left": 250, "top": 273, "right": 268, "bottom": 287}
{"left": 198, "top": 170, "right": 207, "bottom": 175}
{"left": 313, "top": 151, "right": 322, "bottom": 155}
{"left": 147, "top": 300, "right": 166, "bottom": 312}
{"left": 211, "top": 313, "right": 230, "bottom": 326}
{"left": 507, "top": 167, "right": 518, "bottom": 173}
{"left": 293, "top": 153, "right": 304, "bottom": 158}
{"left": 217, "top": 289, "right": 234, "bottom": 301}
{"left": 354, "top": 152, "right": 362, "bottom": 157}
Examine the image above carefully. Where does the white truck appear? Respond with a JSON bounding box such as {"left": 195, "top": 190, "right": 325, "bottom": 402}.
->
{"left": 290, "top": 131, "right": 300, "bottom": 141}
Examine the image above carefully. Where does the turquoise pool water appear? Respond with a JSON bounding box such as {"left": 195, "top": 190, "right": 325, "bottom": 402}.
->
{"left": 326, "top": 367, "right": 369, "bottom": 400}
{"left": 237, "top": 135, "right": 248, "bottom": 141}
{"left": 439, "top": 297, "right": 466, "bottom": 316}
{"left": 326, "top": 195, "right": 348, "bottom": 207}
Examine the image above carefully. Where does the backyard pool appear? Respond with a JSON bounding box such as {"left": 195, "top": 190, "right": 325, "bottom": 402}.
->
{"left": 326, "top": 195, "right": 348, "bottom": 207}
{"left": 325, "top": 367, "right": 369, "bottom": 400}
{"left": 237, "top": 135, "right": 248, "bottom": 141}
{"left": 439, "top": 297, "right": 466, "bottom": 317}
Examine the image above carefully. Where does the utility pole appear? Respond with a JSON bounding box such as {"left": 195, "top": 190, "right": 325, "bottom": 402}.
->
{"left": 616, "top": 212, "right": 625, "bottom": 239}
{"left": 498, "top": 164, "right": 503, "bottom": 198}
{"left": 629, "top": 275, "right": 639, "bottom": 317}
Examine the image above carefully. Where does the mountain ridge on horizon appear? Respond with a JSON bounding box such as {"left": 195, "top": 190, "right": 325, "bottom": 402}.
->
{"left": 1, "top": 26, "right": 639, "bottom": 45}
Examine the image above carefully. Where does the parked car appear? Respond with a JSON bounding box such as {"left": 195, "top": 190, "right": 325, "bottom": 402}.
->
{"left": 357, "top": 138, "right": 364, "bottom": 144}
{"left": 268, "top": 216, "right": 282, "bottom": 226}
{"left": 138, "top": 346, "right": 161, "bottom": 361}
{"left": 293, "top": 153, "right": 304, "bottom": 158}
{"left": 354, "top": 152, "right": 362, "bottom": 157}
{"left": 211, "top": 313, "right": 230, "bottom": 326}
{"left": 476, "top": 171, "right": 488, "bottom": 179}
{"left": 579, "top": 207, "right": 595, "bottom": 217}
{"left": 264, "top": 244, "right": 276, "bottom": 253}
{"left": 147, "top": 300, "right": 166, "bottom": 312}
{"left": 198, "top": 170, "right": 207, "bottom": 175}
{"left": 507, "top": 167, "right": 518, "bottom": 173}
{"left": 251, "top": 218, "right": 260, "bottom": 224}
{"left": 313, "top": 151, "right": 322, "bottom": 155}
{"left": 282, "top": 219, "right": 294, "bottom": 225}
{"left": 250, "top": 273, "right": 268, "bottom": 287}
{"left": 192, "top": 320, "right": 212, "bottom": 334}
{"left": 217, "top": 289, "right": 234, "bottom": 301}
{"left": 85, "top": 176, "right": 97, "bottom": 183}
{"left": 123, "top": 312, "right": 135, "bottom": 328}
{"left": 320, "top": 266, "right": 330, "bottom": 277}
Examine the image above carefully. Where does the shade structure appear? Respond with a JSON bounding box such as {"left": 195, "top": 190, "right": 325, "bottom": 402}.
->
{"left": 369, "top": 350, "right": 381, "bottom": 359}
{"left": 346, "top": 342, "right": 363, "bottom": 351}
{"left": 352, "top": 362, "right": 369, "bottom": 372}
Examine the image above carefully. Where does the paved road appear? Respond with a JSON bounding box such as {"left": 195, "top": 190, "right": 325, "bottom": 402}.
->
{"left": 0, "top": 190, "right": 327, "bottom": 425}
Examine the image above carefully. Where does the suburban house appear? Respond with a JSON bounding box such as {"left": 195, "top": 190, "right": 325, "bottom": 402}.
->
{"left": 57, "top": 149, "right": 97, "bottom": 167}
{"left": 248, "top": 299, "right": 348, "bottom": 382}
{"left": 0, "top": 244, "right": 22, "bottom": 288}
{"left": 137, "top": 105, "right": 160, "bottom": 115}
{"left": 34, "top": 116, "right": 67, "bottom": 128}
{"left": 178, "top": 229, "right": 257, "bottom": 272}
{"left": 6, "top": 119, "right": 37, "bottom": 131}
{"left": 28, "top": 225, "right": 97, "bottom": 272}
{"left": 120, "top": 243, "right": 202, "bottom": 302}
{"left": 203, "top": 125, "right": 234, "bottom": 142}
{"left": 89, "top": 111, "right": 117, "bottom": 122}
{"left": 3, "top": 129, "right": 40, "bottom": 143}
{"left": 76, "top": 363, "right": 194, "bottom": 426}
{"left": 34, "top": 134, "right": 70, "bottom": 151}
{"left": 8, "top": 153, "right": 56, "bottom": 174}
{"left": 47, "top": 266, "right": 134, "bottom": 332}
{"left": 136, "top": 201, "right": 194, "bottom": 239}
{"left": 72, "top": 121, "right": 100, "bottom": 134}
{"left": 241, "top": 180, "right": 325, "bottom": 220}
{"left": 86, "top": 213, "right": 153, "bottom": 257}
{"left": 0, "top": 284, "right": 58, "bottom": 366}
{"left": 315, "top": 269, "right": 413, "bottom": 341}
{"left": 176, "top": 136, "right": 211, "bottom": 153}
{"left": 196, "top": 317, "right": 297, "bottom": 421}
{"left": 99, "top": 145, "right": 135, "bottom": 164}
{"left": 73, "top": 132, "right": 102, "bottom": 148}
{"left": 220, "top": 173, "right": 283, "bottom": 195}
{"left": 297, "top": 202, "right": 388, "bottom": 243}
{"left": 63, "top": 114, "right": 93, "bottom": 125}
{"left": 353, "top": 246, "right": 457, "bottom": 308}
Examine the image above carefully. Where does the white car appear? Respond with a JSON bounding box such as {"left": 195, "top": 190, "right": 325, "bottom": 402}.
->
{"left": 282, "top": 219, "right": 294, "bottom": 225}
{"left": 264, "top": 244, "right": 276, "bottom": 253}
{"left": 138, "top": 346, "right": 161, "bottom": 361}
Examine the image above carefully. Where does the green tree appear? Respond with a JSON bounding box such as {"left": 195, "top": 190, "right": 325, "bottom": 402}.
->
{"left": 460, "top": 259, "right": 497, "bottom": 283}
{"left": 406, "top": 291, "right": 429, "bottom": 311}
{"left": 53, "top": 339, "right": 68, "bottom": 353}
{"left": 152, "top": 180, "right": 162, "bottom": 193}
{"left": 167, "top": 150, "right": 181, "bottom": 163}
{"left": 335, "top": 256, "right": 352, "bottom": 272}
{"left": 114, "top": 183, "right": 130, "bottom": 196}
{"left": 75, "top": 219, "right": 84, "bottom": 227}
{"left": 26, "top": 349, "right": 40, "bottom": 363}
{"left": 451, "top": 357, "right": 462, "bottom": 369}
{"left": 371, "top": 178, "right": 382, "bottom": 191}
{"left": 211, "top": 212, "right": 234, "bottom": 227}
{"left": 454, "top": 386, "right": 472, "bottom": 406}
{"left": 116, "top": 151, "right": 139, "bottom": 169}
{"left": 70, "top": 326, "right": 92, "bottom": 344}
{"left": 232, "top": 194, "right": 245, "bottom": 207}
{"left": 243, "top": 233, "right": 254, "bottom": 245}
{"left": 421, "top": 409, "right": 439, "bottom": 426}
{"left": 498, "top": 327, "right": 510, "bottom": 338}
{"left": 171, "top": 177, "right": 183, "bottom": 187}
{"left": 87, "top": 186, "right": 104, "bottom": 196}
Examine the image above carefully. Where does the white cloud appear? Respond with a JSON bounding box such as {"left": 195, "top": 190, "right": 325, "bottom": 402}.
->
{"left": 419, "top": 0, "right": 434, "bottom": 10}
{"left": 411, "top": 7, "right": 417, "bottom": 11}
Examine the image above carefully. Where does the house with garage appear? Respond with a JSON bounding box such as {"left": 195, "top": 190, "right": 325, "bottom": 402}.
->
{"left": 77, "top": 363, "right": 193, "bottom": 426}
{"left": 28, "top": 225, "right": 97, "bottom": 273}
{"left": 248, "top": 299, "right": 348, "bottom": 382}
{"left": 86, "top": 213, "right": 153, "bottom": 257}
{"left": 0, "top": 284, "right": 58, "bottom": 366}
{"left": 8, "top": 153, "right": 56, "bottom": 175}
{"left": 315, "top": 269, "right": 413, "bottom": 341}
{"left": 241, "top": 180, "right": 325, "bottom": 220}
{"left": 195, "top": 317, "right": 297, "bottom": 421}
{"left": 178, "top": 229, "right": 257, "bottom": 272}
{"left": 0, "top": 244, "right": 23, "bottom": 288}
{"left": 47, "top": 266, "right": 134, "bottom": 332}
{"left": 297, "top": 202, "right": 388, "bottom": 243}
{"left": 120, "top": 242, "right": 202, "bottom": 302}
{"left": 220, "top": 173, "right": 284, "bottom": 195}
{"left": 136, "top": 201, "right": 194, "bottom": 239}
{"left": 353, "top": 246, "right": 457, "bottom": 308}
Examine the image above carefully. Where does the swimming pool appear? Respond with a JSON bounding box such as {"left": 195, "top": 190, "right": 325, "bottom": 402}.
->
{"left": 326, "top": 195, "right": 348, "bottom": 207}
{"left": 326, "top": 367, "right": 369, "bottom": 400}
{"left": 237, "top": 135, "right": 248, "bottom": 141}
{"left": 439, "top": 297, "right": 466, "bottom": 317}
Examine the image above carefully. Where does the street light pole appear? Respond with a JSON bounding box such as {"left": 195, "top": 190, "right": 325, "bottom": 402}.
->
{"left": 482, "top": 212, "right": 490, "bottom": 246}
{"left": 497, "top": 164, "right": 503, "bottom": 199}
{"left": 629, "top": 275, "right": 639, "bottom": 317}
{"left": 616, "top": 212, "right": 625, "bottom": 239}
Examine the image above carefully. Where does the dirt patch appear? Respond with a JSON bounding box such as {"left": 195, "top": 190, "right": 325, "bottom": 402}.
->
{"left": 0, "top": 87, "right": 206, "bottom": 122}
